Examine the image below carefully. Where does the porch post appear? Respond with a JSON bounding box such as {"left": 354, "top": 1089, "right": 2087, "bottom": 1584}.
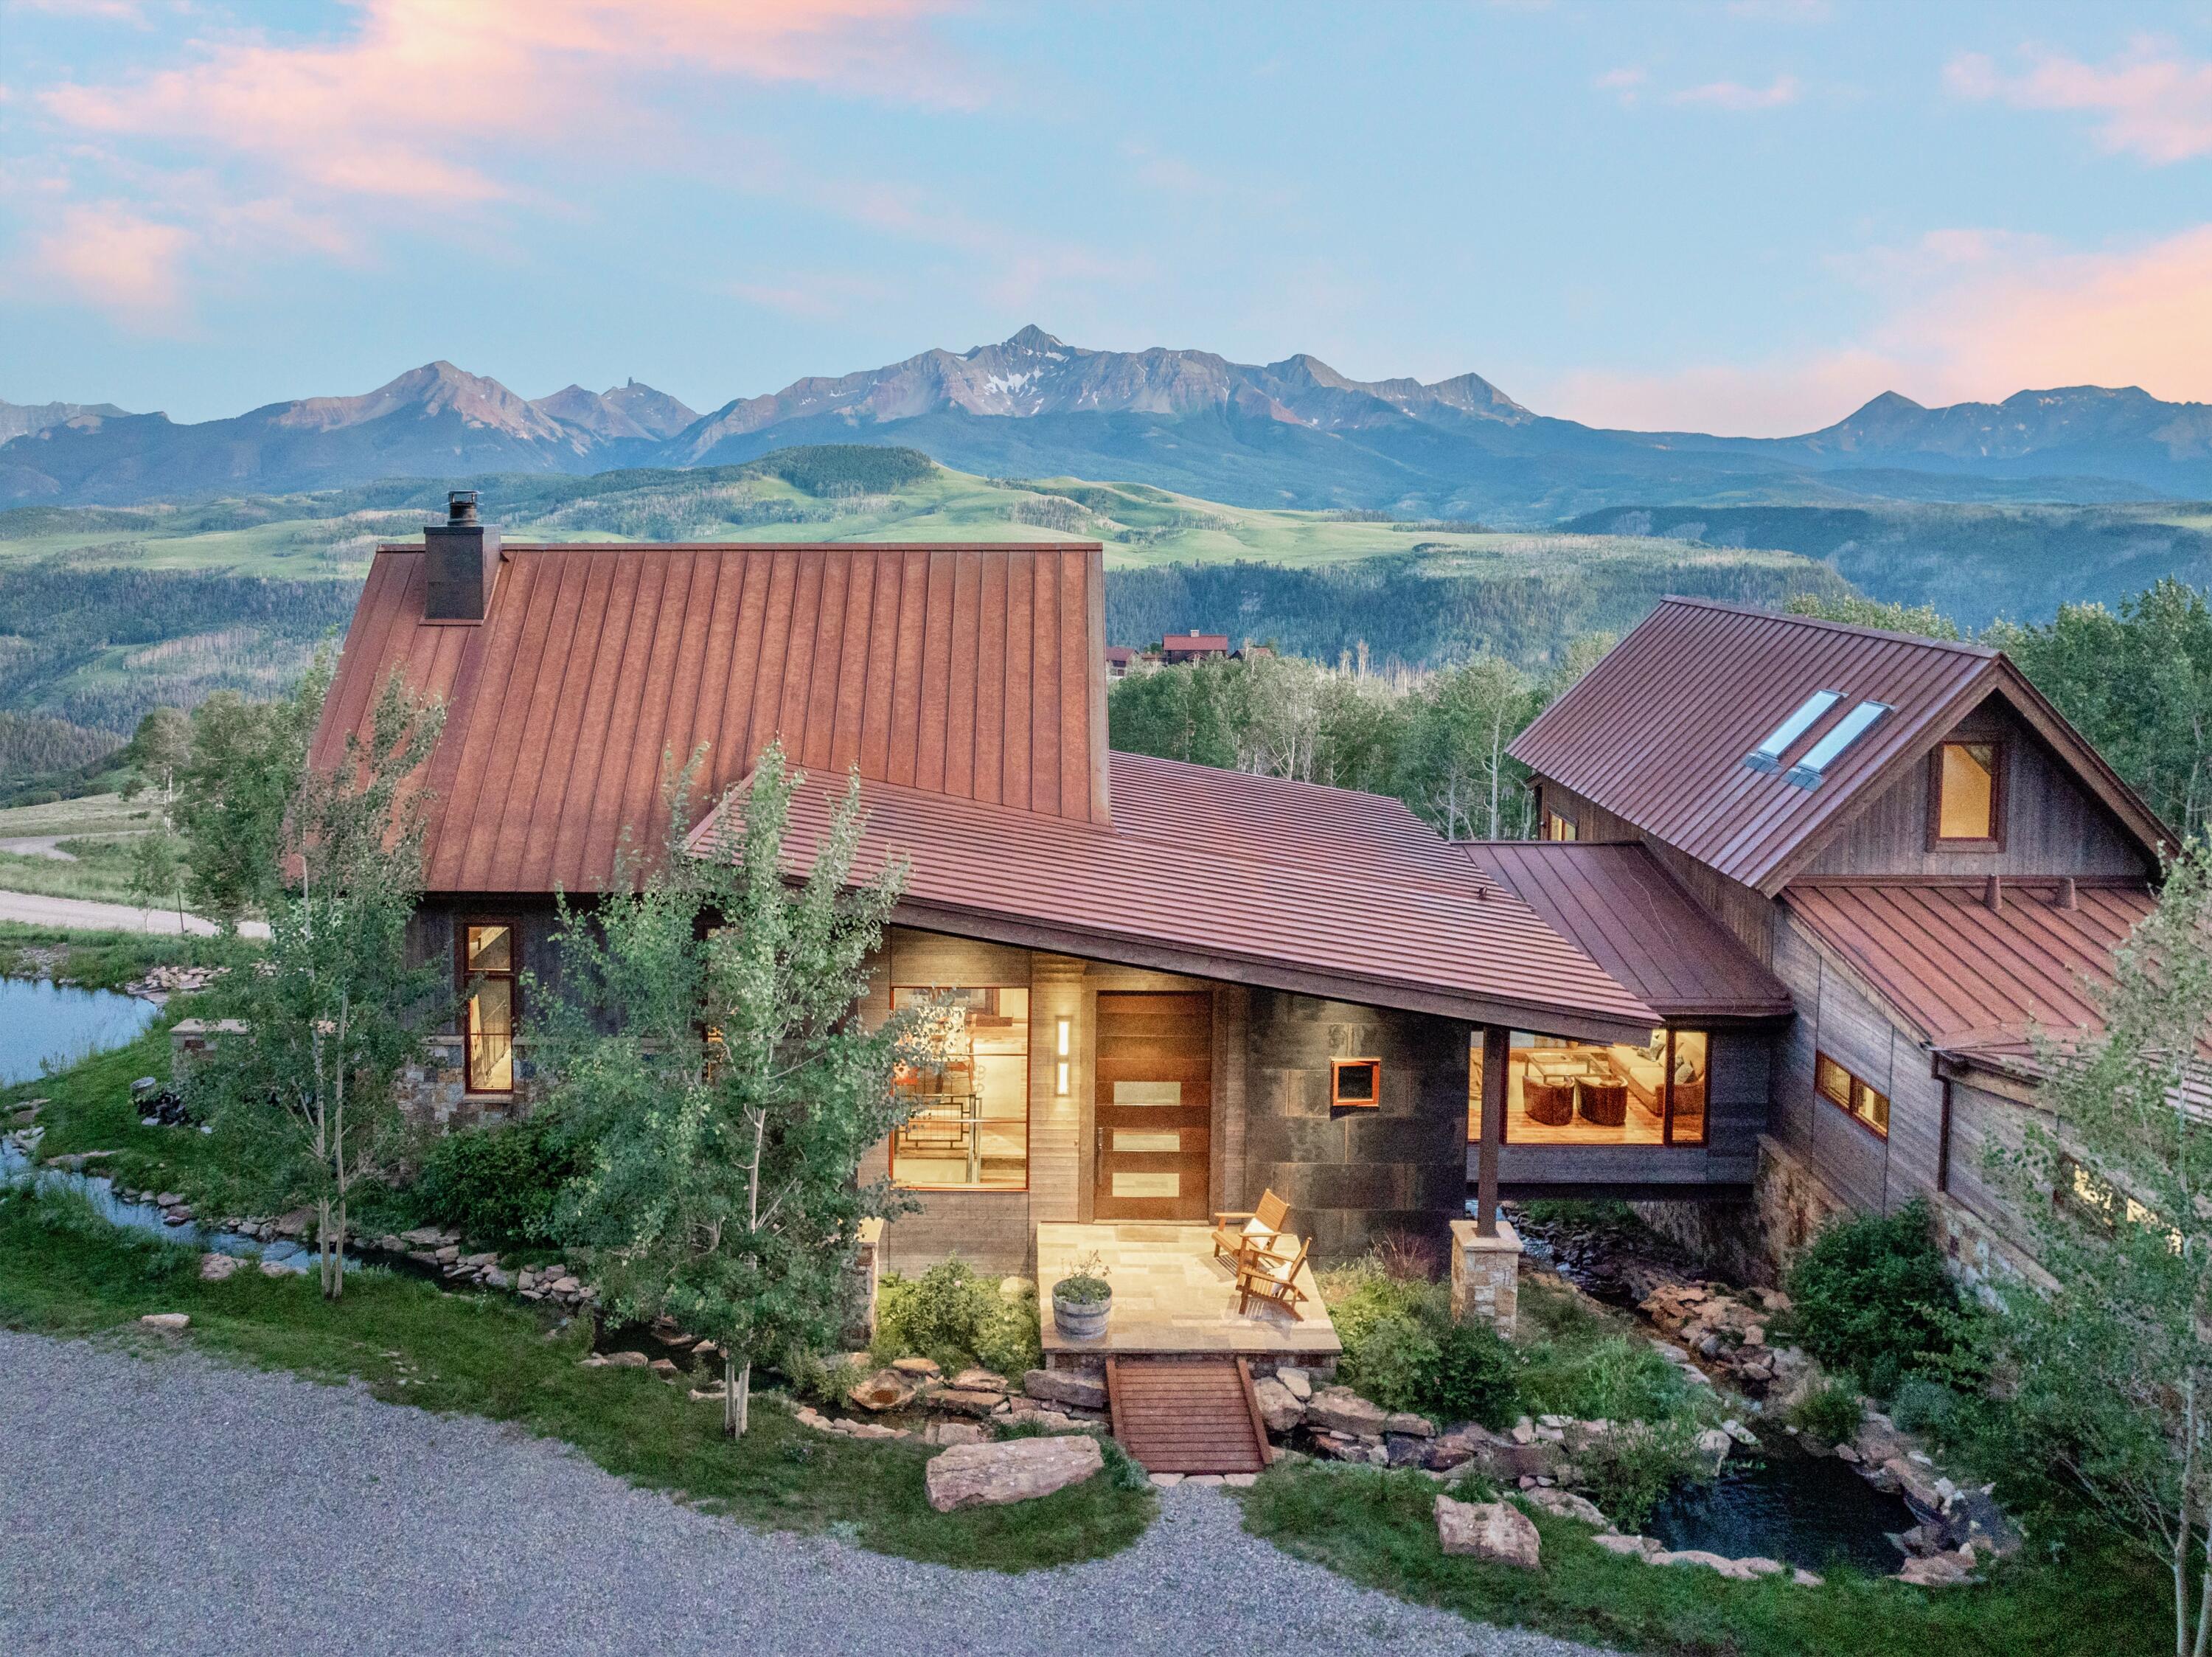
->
{"left": 1475, "top": 1023, "right": 1507, "bottom": 1237}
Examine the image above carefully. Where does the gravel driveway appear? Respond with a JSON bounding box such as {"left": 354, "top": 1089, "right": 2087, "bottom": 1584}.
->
{"left": 0, "top": 1330, "right": 1605, "bottom": 1657}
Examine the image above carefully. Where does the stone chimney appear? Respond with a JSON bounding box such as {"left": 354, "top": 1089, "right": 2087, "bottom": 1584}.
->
{"left": 424, "top": 490, "right": 502, "bottom": 621}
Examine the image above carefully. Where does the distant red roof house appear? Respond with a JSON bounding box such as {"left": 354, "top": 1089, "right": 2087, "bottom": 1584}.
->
{"left": 1161, "top": 631, "right": 1230, "bottom": 663}
{"left": 1104, "top": 645, "right": 1138, "bottom": 679}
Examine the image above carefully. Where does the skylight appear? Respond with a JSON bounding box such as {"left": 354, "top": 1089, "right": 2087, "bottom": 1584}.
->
{"left": 1785, "top": 700, "right": 1892, "bottom": 790}
{"left": 1743, "top": 690, "right": 1841, "bottom": 773}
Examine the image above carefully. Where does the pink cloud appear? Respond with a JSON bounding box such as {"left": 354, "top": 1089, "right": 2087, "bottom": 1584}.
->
{"left": 1533, "top": 224, "right": 2212, "bottom": 435}
{"left": 1947, "top": 40, "right": 2212, "bottom": 164}
{"left": 1669, "top": 74, "right": 1801, "bottom": 111}
{"left": 24, "top": 203, "right": 195, "bottom": 329}
{"left": 1595, "top": 66, "right": 1647, "bottom": 108}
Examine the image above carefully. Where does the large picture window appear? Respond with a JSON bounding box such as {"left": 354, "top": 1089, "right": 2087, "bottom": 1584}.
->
{"left": 889, "top": 986, "right": 1029, "bottom": 1189}
{"left": 1469, "top": 1027, "right": 1709, "bottom": 1147}
{"left": 460, "top": 921, "right": 519, "bottom": 1094}
{"left": 1815, "top": 1051, "right": 1890, "bottom": 1138}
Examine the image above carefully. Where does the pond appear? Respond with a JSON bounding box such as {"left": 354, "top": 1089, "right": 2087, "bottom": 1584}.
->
{"left": 1649, "top": 1434, "right": 1916, "bottom": 1574}
{"left": 0, "top": 976, "right": 160, "bottom": 1087}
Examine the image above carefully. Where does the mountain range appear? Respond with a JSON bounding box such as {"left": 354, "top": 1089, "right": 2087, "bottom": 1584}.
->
{"left": 7, "top": 326, "right": 2209, "bottom": 520}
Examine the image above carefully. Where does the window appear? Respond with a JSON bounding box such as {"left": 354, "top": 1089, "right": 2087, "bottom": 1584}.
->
{"left": 1543, "top": 807, "right": 1578, "bottom": 842}
{"left": 1745, "top": 690, "right": 1841, "bottom": 773}
{"left": 1930, "top": 740, "right": 2003, "bottom": 844}
{"left": 1469, "top": 1027, "right": 1710, "bottom": 1147}
{"left": 1815, "top": 1051, "right": 1889, "bottom": 1138}
{"left": 460, "top": 922, "right": 519, "bottom": 1094}
{"left": 888, "top": 985, "right": 1029, "bottom": 1189}
{"left": 1786, "top": 700, "right": 1892, "bottom": 790}
{"left": 1332, "top": 1057, "right": 1381, "bottom": 1108}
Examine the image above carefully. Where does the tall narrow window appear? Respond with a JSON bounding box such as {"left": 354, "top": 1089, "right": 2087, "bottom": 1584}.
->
{"left": 1931, "top": 740, "right": 2002, "bottom": 844}
{"left": 462, "top": 922, "right": 518, "bottom": 1094}
{"left": 1543, "top": 807, "right": 1578, "bottom": 842}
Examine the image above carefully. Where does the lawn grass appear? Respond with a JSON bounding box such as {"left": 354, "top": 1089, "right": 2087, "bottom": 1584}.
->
{"left": 1239, "top": 1460, "right": 2163, "bottom": 1657}
{"left": 0, "top": 1186, "right": 1155, "bottom": 1571}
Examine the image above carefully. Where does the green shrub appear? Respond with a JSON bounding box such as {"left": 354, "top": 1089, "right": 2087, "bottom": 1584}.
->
{"left": 409, "top": 1114, "right": 589, "bottom": 1248}
{"left": 1886, "top": 1375, "right": 1963, "bottom": 1440}
{"left": 1340, "top": 1310, "right": 1441, "bottom": 1413}
{"left": 1785, "top": 1198, "right": 1959, "bottom": 1395}
{"left": 1425, "top": 1321, "right": 1520, "bottom": 1430}
{"left": 872, "top": 1258, "right": 1040, "bottom": 1377}
{"left": 1323, "top": 1254, "right": 1520, "bottom": 1425}
{"left": 1786, "top": 1377, "right": 1864, "bottom": 1445}
{"left": 1569, "top": 1417, "right": 1709, "bottom": 1531}
{"left": 1520, "top": 1333, "right": 1687, "bottom": 1424}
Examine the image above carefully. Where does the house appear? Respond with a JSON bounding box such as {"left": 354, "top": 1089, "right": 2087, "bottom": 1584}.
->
{"left": 307, "top": 500, "right": 2169, "bottom": 1307}
{"left": 1160, "top": 631, "right": 1230, "bottom": 664}
{"left": 1502, "top": 597, "right": 2175, "bottom": 1285}
{"left": 1103, "top": 645, "right": 1138, "bottom": 680}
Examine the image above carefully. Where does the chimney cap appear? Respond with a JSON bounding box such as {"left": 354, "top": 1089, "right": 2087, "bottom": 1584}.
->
{"left": 446, "top": 490, "right": 479, "bottom": 524}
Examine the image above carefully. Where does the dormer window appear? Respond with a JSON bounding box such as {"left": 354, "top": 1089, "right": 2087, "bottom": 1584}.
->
{"left": 1930, "top": 740, "right": 2004, "bottom": 846}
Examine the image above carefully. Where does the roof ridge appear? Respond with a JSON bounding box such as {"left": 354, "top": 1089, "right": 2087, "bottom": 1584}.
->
{"left": 1655, "top": 595, "right": 1999, "bottom": 660}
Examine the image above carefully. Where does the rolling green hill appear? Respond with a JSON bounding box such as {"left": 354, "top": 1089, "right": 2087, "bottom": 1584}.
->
{"left": 0, "top": 447, "right": 1846, "bottom": 754}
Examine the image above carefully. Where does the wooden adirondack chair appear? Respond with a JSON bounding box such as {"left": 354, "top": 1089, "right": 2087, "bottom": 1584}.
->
{"left": 1235, "top": 1234, "right": 1312, "bottom": 1321}
{"left": 1211, "top": 1188, "right": 1290, "bottom": 1268}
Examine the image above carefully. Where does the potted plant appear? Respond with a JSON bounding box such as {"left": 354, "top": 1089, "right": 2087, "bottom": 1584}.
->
{"left": 1051, "top": 1250, "right": 1113, "bottom": 1341}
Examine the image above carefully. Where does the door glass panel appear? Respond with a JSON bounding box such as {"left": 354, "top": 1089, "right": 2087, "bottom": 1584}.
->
{"left": 1111, "top": 1171, "right": 1180, "bottom": 1198}
{"left": 468, "top": 978, "right": 514, "bottom": 1093}
{"left": 1113, "top": 1130, "right": 1181, "bottom": 1153}
{"left": 466, "top": 925, "right": 512, "bottom": 973}
{"left": 1113, "top": 1080, "right": 1182, "bottom": 1106}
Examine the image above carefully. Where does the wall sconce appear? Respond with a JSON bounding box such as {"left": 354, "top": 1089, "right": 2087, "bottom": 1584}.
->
{"left": 1056, "top": 1018, "right": 1071, "bottom": 1097}
{"left": 1056, "top": 1060, "right": 1070, "bottom": 1097}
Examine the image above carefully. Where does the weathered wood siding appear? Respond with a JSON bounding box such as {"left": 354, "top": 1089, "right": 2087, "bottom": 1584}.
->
{"left": 1540, "top": 780, "right": 1774, "bottom": 963}
{"left": 1801, "top": 698, "right": 2152, "bottom": 880}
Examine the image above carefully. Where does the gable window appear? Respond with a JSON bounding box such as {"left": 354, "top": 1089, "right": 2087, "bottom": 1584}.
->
{"left": 1815, "top": 1050, "right": 1889, "bottom": 1138}
{"left": 1543, "top": 806, "right": 1578, "bottom": 842}
{"left": 1930, "top": 740, "right": 2003, "bottom": 845}
{"left": 888, "top": 986, "right": 1029, "bottom": 1190}
{"left": 461, "top": 922, "right": 520, "bottom": 1094}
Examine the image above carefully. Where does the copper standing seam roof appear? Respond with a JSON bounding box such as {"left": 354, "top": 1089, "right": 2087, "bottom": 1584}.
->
{"left": 310, "top": 541, "right": 1111, "bottom": 893}
{"left": 689, "top": 750, "right": 1660, "bottom": 1042}
{"left": 1510, "top": 599, "right": 2172, "bottom": 896}
{"left": 1461, "top": 840, "right": 1795, "bottom": 1021}
{"left": 1781, "top": 878, "right": 2158, "bottom": 1074}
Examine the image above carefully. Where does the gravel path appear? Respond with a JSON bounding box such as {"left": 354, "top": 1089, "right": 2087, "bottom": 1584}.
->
{"left": 0, "top": 1329, "right": 1605, "bottom": 1657}
{"left": 0, "top": 889, "right": 268, "bottom": 939}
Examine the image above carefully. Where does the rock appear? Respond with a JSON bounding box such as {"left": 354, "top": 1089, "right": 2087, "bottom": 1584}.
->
{"left": 648, "top": 1358, "right": 679, "bottom": 1377}
{"left": 925, "top": 1421, "right": 987, "bottom": 1446}
{"left": 1383, "top": 1411, "right": 1436, "bottom": 1439}
{"left": 1385, "top": 1434, "right": 1433, "bottom": 1468}
{"left": 925, "top": 1434, "right": 1104, "bottom": 1512}
{"left": 933, "top": 1387, "right": 1007, "bottom": 1417}
{"left": 577, "top": 1355, "right": 609, "bottom": 1368}
{"left": 1896, "top": 1547, "right": 1977, "bottom": 1587}
{"left": 847, "top": 1368, "right": 917, "bottom": 1411}
{"left": 1695, "top": 1428, "right": 1733, "bottom": 1468}
{"left": 1224, "top": 1472, "right": 1258, "bottom": 1487}
{"left": 1652, "top": 1549, "right": 1764, "bottom": 1580}
{"left": 1306, "top": 1386, "right": 1388, "bottom": 1438}
{"left": 1252, "top": 1376, "right": 1304, "bottom": 1434}
{"left": 891, "top": 1355, "right": 942, "bottom": 1378}
{"left": 1274, "top": 1366, "right": 1313, "bottom": 1402}
{"left": 1793, "top": 1569, "right": 1825, "bottom": 1587}
{"left": 1435, "top": 1495, "right": 1542, "bottom": 1569}
{"left": 1736, "top": 1556, "right": 1786, "bottom": 1577}
{"left": 434, "top": 1245, "right": 461, "bottom": 1263}
{"left": 1520, "top": 1487, "right": 1607, "bottom": 1526}
{"left": 1592, "top": 1532, "right": 1663, "bottom": 1560}
{"left": 1509, "top": 1417, "right": 1536, "bottom": 1445}
{"left": 274, "top": 1209, "right": 313, "bottom": 1240}
{"left": 258, "top": 1259, "right": 291, "bottom": 1277}
{"left": 154, "top": 1192, "right": 182, "bottom": 1209}
{"left": 603, "top": 1349, "right": 650, "bottom": 1369}
{"left": 1721, "top": 1418, "right": 1759, "bottom": 1447}
{"left": 1833, "top": 1444, "right": 1863, "bottom": 1464}
{"left": 198, "top": 1253, "right": 240, "bottom": 1282}
{"left": 139, "top": 1313, "right": 189, "bottom": 1331}
{"left": 1008, "top": 1407, "right": 1085, "bottom": 1433}
{"left": 1150, "top": 1472, "right": 1184, "bottom": 1487}
{"left": 1021, "top": 1368, "right": 1107, "bottom": 1411}
{"left": 950, "top": 1366, "right": 1006, "bottom": 1392}
{"left": 689, "top": 1388, "right": 723, "bottom": 1402}
{"left": 480, "top": 1267, "right": 511, "bottom": 1288}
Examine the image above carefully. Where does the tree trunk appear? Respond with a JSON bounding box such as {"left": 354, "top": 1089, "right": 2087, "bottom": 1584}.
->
{"left": 316, "top": 1196, "right": 337, "bottom": 1299}
{"left": 724, "top": 1354, "right": 751, "bottom": 1438}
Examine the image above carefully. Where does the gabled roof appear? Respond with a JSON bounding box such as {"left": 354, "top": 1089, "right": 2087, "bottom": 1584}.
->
{"left": 310, "top": 540, "right": 1110, "bottom": 893}
{"left": 1511, "top": 598, "right": 2171, "bottom": 895}
{"left": 688, "top": 751, "right": 1660, "bottom": 1042}
{"left": 1461, "top": 841, "right": 1794, "bottom": 1022}
{"left": 1783, "top": 877, "right": 2157, "bottom": 1078}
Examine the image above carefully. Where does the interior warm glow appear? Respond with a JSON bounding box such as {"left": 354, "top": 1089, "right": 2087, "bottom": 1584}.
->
{"left": 1938, "top": 741, "right": 1997, "bottom": 840}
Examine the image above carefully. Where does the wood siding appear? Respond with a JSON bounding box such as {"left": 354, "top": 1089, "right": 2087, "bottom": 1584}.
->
{"left": 1543, "top": 780, "right": 1775, "bottom": 965}
{"left": 1801, "top": 698, "right": 2153, "bottom": 880}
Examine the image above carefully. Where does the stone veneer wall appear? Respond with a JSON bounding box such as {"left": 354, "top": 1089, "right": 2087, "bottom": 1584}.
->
{"left": 1632, "top": 1133, "right": 1851, "bottom": 1288}
{"left": 1242, "top": 991, "right": 1472, "bottom": 1263}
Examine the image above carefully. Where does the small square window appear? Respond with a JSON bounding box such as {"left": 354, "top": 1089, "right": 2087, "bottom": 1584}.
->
{"left": 1332, "top": 1057, "right": 1381, "bottom": 1108}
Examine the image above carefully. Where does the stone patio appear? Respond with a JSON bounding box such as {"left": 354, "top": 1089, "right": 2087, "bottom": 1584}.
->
{"left": 1036, "top": 1222, "right": 1342, "bottom": 1362}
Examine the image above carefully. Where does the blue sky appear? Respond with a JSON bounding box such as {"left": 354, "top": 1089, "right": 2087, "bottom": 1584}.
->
{"left": 4, "top": 0, "right": 2210, "bottom": 433}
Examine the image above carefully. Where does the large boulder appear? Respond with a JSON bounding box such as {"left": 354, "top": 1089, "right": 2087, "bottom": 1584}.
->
{"left": 1022, "top": 1368, "right": 1107, "bottom": 1411}
{"left": 1435, "top": 1495, "right": 1542, "bottom": 1569}
{"left": 847, "top": 1368, "right": 916, "bottom": 1411}
{"left": 925, "top": 1434, "right": 1104, "bottom": 1512}
{"left": 1306, "top": 1386, "right": 1388, "bottom": 1438}
{"left": 1251, "top": 1376, "right": 1304, "bottom": 1434}
{"left": 1520, "top": 1487, "right": 1607, "bottom": 1527}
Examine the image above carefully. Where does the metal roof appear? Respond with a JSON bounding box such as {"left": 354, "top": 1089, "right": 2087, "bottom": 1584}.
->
{"left": 1461, "top": 840, "right": 1794, "bottom": 1022}
{"left": 689, "top": 751, "right": 1660, "bottom": 1041}
{"left": 311, "top": 541, "right": 1110, "bottom": 894}
{"left": 1511, "top": 599, "right": 2171, "bottom": 895}
{"left": 1782, "top": 878, "right": 2156, "bottom": 1071}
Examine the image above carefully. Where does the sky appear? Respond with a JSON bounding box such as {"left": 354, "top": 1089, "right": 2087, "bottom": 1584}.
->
{"left": 3, "top": 0, "right": 2211, "bottom": 435}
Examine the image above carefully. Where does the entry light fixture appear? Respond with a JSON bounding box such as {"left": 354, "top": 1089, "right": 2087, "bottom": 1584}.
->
{"left": 1056, "top": 1018, "right": 1071, "bottom": 1096}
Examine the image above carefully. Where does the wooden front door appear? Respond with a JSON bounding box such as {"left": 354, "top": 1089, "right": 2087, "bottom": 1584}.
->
{"left": 1093, "top": 991, "right": 1213, "bottom": 1221}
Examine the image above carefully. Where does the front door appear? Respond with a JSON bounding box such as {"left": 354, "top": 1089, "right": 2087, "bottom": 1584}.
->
{"left": 1093, "top": 991, "right": 1213, "bottom": 1221}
